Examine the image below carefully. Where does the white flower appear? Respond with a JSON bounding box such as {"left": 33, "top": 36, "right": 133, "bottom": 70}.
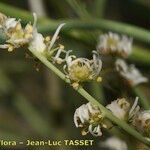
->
{"left": 74, "top": 102, "right": 100, "bottom": 127}
{"left": 117, "top": 35, "right": 132, "bottom": 57}
{"left": 102, "top": 137, "right": 128, "bottom": 150}
{"left": 0, "top": 13, "right": 34, "bottom": 51}
{"left": 0, "top": 12, "right": 65, "bottom": 54}
{"left": 74, "top": 102, "right": 105, "bottom": 137}
{"left": 28, "top": 13, "right": 46, "bottom": 53}
{"left": 115, "top": 59, "right": 148, "bottom": 86}
{"left": 106, "top": 98, "right": 130, "bottom": 120}
{"left": 33, "top": 33, "right": 46, "bottom": 52}
{"left": 97, "top": 32, "right": 132, "bottom": 58}
{"left": 29, "top": 13, "right": 65, "bottom": 55}
{"left": 63, "top": 51, "right": 102, "bottom": 85}
{"left": 132, "top": 110, "right": 150, "bottom": 137}
{"left": 97, "top": 32, "right": 120, "bottom": 52}
{"left": 106, "top": 97, "right": 140, "bottom": 121}
{"left": 29, "top": 31, "right": 46, "bottom": 53}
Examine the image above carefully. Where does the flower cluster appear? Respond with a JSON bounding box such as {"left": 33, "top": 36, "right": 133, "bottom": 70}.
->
{"left": 74, "top": 102, "right": 107, "bottom": 136}
{"left": 0, "top": 12, "right": 33, "bottom": 51}
{"left": 106, "top": 97, "right": 150, "bottom": 136}
{"left": 97, "top": 32, "right": 148, "bottom": 87}
{"left": 97, "top": 32, "right": 133, "bottom": 58}
{"left": 0, "top": 13, "right": 103, "bottom": 87}
{"left": 28, "top": 14, "right": 66, "bottom": 60}
{"left": 74, "top": 97, "right": 149, "bottom": 138}
{"left": 0, "top": 13, "right": 149, "bottom": 141}
{"left": 0, "top": 12, "right": 66, "bottom": 64}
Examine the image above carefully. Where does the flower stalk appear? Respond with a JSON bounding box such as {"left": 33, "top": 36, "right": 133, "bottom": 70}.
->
{"left": 133, "top": 86, "right": 150, "bottom": 109}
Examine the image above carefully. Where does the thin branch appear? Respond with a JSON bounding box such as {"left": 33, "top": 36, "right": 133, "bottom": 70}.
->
{"left": 93, "top": 0, "right": 107, "bottom": 18}
{"left": 65, "top": 0, "right": 91, "bottom": 19}
{"left": 0, "top": 2, "right": 150, "bottom": 44}
{"left": 133, "top": 86, "right": 150, "bottom": 109}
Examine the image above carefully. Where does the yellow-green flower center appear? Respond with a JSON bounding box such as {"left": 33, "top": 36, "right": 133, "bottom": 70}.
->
{"left": 68, "top": 61, "right": 92, "bottom": 82}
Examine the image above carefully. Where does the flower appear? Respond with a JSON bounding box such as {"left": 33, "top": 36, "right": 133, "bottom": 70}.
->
{"left": 0, "top": 12, "right": 66, "bottom": 57}
{"left": 28, "top": 13, "right": 46, "bottom": 53}
{"left": 28, "top": 13, "right": 66, "bottom": 59}
{"left": 106, "top": 98, "right": 130, "bottom": 120}
{"left": 132, "top": 110, "right": 150, "bottom": 137}
{"left": 63, "top": 51, "right": 102, "bottom": 87}
{"left": 97, "top": 32, "right": 132, "bottom": 58}
{"left": 115, "top": 59, "right": 148, "bottom": 86}
{"left": 102, "top": 137, "right": 128, "bottom": 150}
{"left": 74, "top": 102, "right": 106, "bottom": 137}
{"left": 0, "top": 12, "right": 33, "bottom": 51}
{"left": 106, "top": 97, "right": 140, "bottom": 121}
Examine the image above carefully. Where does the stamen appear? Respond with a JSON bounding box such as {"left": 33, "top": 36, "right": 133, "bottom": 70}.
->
{"left": 48, "top": 23, "right": 65, "bottom": 51}
{"left": 129, "top": 97, "right": 139, "bottom": 117}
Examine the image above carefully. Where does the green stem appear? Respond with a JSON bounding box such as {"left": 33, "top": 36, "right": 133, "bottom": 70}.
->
{"left": 0, "top": 2, "right": 150, "bottom": 44}
{"left": 29, "top": 48, "right": 150, "bottom": 146}
{"left": 93, "top": 0, "right": 107, "bottom": 18}
{"left": 39, "top": 19, "right": 150, "bottom": 44}
{"left": 130, "top": 46, "right": 150, "bottom": 65}
{"left": 133, "top": 86, "right": 150, "bottom": 110}
{"left": 90, "top": 82, "right": 105, "bottom": 105}
{"left": 65, "top": 0, "right": 91, "bottom": 19}
{"left": 1, "top": 2, "right": 149, "bottom": 65}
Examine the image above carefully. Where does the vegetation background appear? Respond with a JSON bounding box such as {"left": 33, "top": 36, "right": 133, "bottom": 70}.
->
{"left": 0, "top": 0, "right": 149, "bottom": 149}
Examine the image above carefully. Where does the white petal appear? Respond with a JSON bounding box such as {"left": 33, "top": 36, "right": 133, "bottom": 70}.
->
{"left": 106, "top": 100, "right": 127, "bottom": 120}
{"left": 29, "top": 31, "right": 46, "bottom": 53}
{"left": 88, "top": 125, "right": 102, "bottom": 137}
{"left": 5, "top": 18, "right": 18, "bottom": 29}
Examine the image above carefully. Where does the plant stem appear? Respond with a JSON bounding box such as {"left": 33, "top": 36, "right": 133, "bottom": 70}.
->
{"left": 1, "top": 2, "right": 150, "bottom": 65}
{"left": 65, "top": 0, "right": 91, "bottom": 19}
{"left": 131, "top": 46, "right": 150, "bottom": 65}
{"left": 39, "top": 19, "right": 150, "bottom": 44}
{"left": 93, "top": 0, "right": 107, "bottom": 18}
{"left": 0, "top": 2, "right": 150, "bottom": 44}
{"left": 133, "top": 86, "right": 150, "bottom": 109}
{"left": 29, "top": 48, "right": 150, "bottom": 146}
{"left": 90, "top": 82, "right": 105, "bottom": 105}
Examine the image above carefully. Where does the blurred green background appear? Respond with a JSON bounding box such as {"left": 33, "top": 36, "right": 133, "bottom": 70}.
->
{"left": 0, "top": 0, "right": 149, "bottom": 149}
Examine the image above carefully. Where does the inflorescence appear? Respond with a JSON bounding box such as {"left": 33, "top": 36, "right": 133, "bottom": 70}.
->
{"left": 0, "top": 12, "right": 149, "bottom": 139}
